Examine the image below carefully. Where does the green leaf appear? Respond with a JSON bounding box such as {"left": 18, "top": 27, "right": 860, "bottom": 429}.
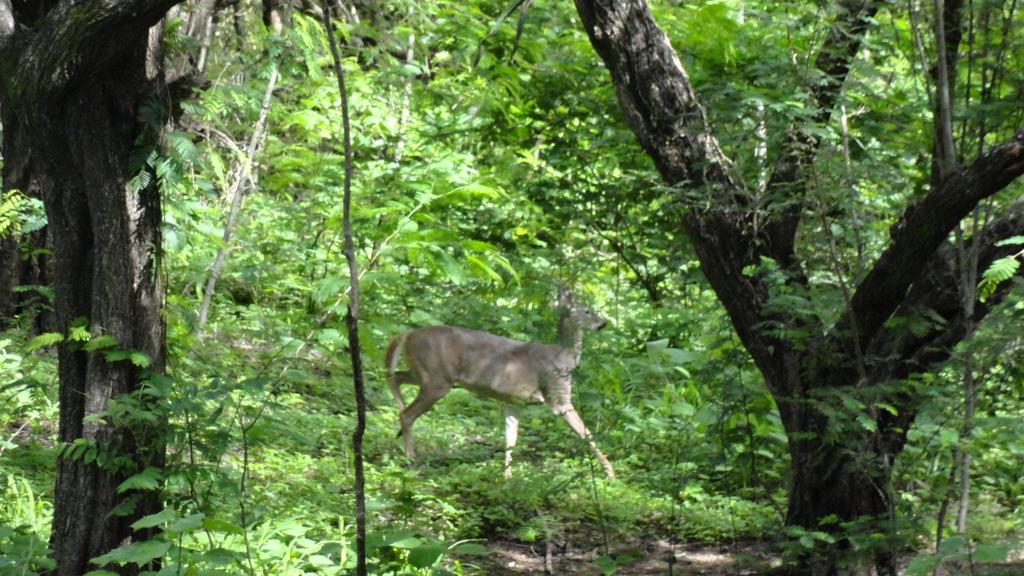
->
{"left": 875, "top": 403, "right": 899, "bottom": 416}
{"left": 202, "top": 517, "right": 243, "bottom": 534}
{"left": 450, "top": 542, "right": 488, "bottom": 555}
{"left": 108, "top": 494, "right": 140, "bottom": 518}
{"left": 116, "top": 467, "right": 163, "bottom": 493}
{"left": 978, "top": 256, "right": 1020, "bottom": 301}
{"left": 972, "top": 542, "right": 1010, "bottom": 563}
{"left": 130, "top": 508, "right": 177, "bottom": 530}
{"left": 104, "top": 350, "right": 132, "bottom": 364}
{"left": 489, "top": 254, "right": 521, "bottom": 284}
{"left": 995, "top": 235, "right": 1024, "bottom": 247}
{"left": 313, "top": 277, "right": 346, "bottom": 304}
{"left": 27, "top": 332, "right": 63, "bottom": 352}
{"left": 449, "top": 183, "right": 503, "bottom": 199}
{"left": 904, "top": 554, "right": 941, "bottom": 576}
{"left": 408, "top": 541, "right": 447, "bottom": 568}
{"left": 594, "top": 554, "right": 618, "bottom": 576}
{"left": 91, "top": 540, "right": 170, "bottom": 567}
{"left": 103, "top": 348, "right": 149, "bottom": 364}
{"left": 68, "top": 320, "right": 91, "bottom": 341}
{"left": 168, "top": 513, "right": 205, "bottom": 533}
{"left": 465, "top": 255, "right": 503, "bottom": 283}
{"left": 83, "top": 335, "right": 119, "bottom": 352}
{"left": 938, "top": 535, "right": 966, "bottom": 554}
{"left": 129, "top": 352, "right": 151, "bottom": 368}
{"left": 856, "top": 413, "right": 877, "bottom": 432}
{"left": 663, "top": 348, "right": 699, "bottom": 365}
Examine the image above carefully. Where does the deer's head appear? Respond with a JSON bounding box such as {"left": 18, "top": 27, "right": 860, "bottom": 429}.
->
{"left": 557, "top": 285, "right": 607, "bottom": 331}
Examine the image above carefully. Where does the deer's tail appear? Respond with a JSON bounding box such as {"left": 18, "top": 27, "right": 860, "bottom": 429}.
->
{"left": 385, "top": 333, "right": 408, "bottom": 413}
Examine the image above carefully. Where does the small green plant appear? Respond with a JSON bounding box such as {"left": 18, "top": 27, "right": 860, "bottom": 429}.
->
{"left": 0, "top": 474, "right": 55, "bottom": 574}
{"left": 0, "top": 190, "right": 46, "bottom": 239}
{"left": 904, "top": 535, "right": 1018, "bottom": 576}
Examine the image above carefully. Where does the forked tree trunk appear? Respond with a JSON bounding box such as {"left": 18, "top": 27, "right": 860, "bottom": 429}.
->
{"left": 574, "top": 1, "right": 1024, "bottom": 574}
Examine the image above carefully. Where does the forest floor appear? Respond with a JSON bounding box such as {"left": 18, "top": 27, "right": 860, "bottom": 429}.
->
{"left": 465, "top": 538, "right": 778, "bottom": 575}
{"left": 464, "top": 539, "right": 1024, "bottom": 575}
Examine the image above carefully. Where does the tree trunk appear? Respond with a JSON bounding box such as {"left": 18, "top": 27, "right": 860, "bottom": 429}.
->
{"left": 784, "top": 420, "right": 898, "bottom": 575}
{"left": 36, "top": 48, "right": 168, "bottom": 575}
{"left": 765, "top": 354, "right": 900, "bottom": 576}
{"left": 2, "top": 0, "right": 177, "bottom": 569}
{"left": 574, "top": 1, "right": 1024, "bottom": 573}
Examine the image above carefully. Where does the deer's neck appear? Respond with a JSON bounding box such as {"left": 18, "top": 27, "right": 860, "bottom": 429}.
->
{"left": 557, "top": 314, "right": 584, "bottom": 367}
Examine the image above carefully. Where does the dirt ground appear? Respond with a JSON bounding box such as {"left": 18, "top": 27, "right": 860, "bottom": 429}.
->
{"left": 461, "top": 539, "right": 1024, "bottom": 575}
{"left": 463, "top": 539, "right": 779, "bottom": 575}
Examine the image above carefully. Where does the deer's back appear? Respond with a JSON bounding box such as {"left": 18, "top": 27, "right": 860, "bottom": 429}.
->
{"left": 402, "top": 326, "right": 569, "bottom": 403}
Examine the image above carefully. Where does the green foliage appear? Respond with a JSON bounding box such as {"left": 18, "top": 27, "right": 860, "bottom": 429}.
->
{"left": 979, "top": 237, "right": 1024, "bottom": 301}
{"left": 904, "top": 536, "right": 1019, "bottom": 576}
{"left": 0, "top": 476, "right": 54, "bottom": 573}
{"left": 0, "top": 189, "right": 46, "bottom": 239}
{"left": 2, "top": 0, "right": 1023, "bottom": 573}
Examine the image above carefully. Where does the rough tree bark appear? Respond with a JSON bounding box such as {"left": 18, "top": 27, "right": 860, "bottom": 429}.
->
{"left": 574, "top": 1, "right": 1024, "bottom": 574}
{"left": 0, "top": 0, "right": 182, "bottom": 573}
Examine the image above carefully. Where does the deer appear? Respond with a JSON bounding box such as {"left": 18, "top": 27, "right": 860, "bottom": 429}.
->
{"left": 384, "top": 286, "right": 616, "bottom": 478}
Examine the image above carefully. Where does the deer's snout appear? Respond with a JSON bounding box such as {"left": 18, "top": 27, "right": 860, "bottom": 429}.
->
{"left": 596, "top": 319, "right": 607, "bottom": 331}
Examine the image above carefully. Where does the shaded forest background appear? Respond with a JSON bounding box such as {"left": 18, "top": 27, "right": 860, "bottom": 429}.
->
{"left": 1, "top": 0, "right": 1023, "bottom": 574}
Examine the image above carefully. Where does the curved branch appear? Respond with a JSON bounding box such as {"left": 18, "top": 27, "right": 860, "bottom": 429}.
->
{"left": 573, "top": 0, "right": 738, "bottom": 191}
{"left": 869, "top": 196, "right": 1024, "bottom": 378}
{"left": 867, "top": 196, "right": 1024, "bottom": 455}
{"left": 575, "top": 0, "right": 789, "bottom": 372}
{"left": 847, "top": 130, "right": 1024, "bottom": 351}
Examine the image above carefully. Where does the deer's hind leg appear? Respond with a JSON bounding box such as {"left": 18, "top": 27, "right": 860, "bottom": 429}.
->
{"left": 398, "top": 374, "right": 452, "bottom": 459}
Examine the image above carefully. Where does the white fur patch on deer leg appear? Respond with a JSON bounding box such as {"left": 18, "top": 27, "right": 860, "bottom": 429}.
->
{"left": 503, "top": 405, "right": 519, "bottom": 478}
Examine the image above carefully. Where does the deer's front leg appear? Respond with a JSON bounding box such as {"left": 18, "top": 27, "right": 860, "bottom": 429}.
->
{"left": 551, "top": 402, "right": 616, "bottom": 478}
{"left": 503, "top": 404, "right": 520, "bottom": 478}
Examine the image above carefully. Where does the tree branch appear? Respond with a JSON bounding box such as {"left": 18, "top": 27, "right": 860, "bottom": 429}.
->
{"left": 574, "top": 0, "right": 794, "bottom": 382}
{"left": 869, "top": 196, "right": 1024, "bottom": 383}
{"left": 0, "top": 0, "right": 21, "bottom": 80}
{"left": 575, "top": 0, "right": 773, "bottom": 345}
{"left": 573, "top": 0, "right": 738, "bottom": 191}
{"left": 810, "top": 0, "right": 882, "bottom": 120}
{"left": 12, "top": 0, "right": 182, "bottom": 107}
{"left": 762, "top": 0, "right": 881, "bottom": 262}
{"left": 846, "top": 130, "right": 1024, "bottom": 351}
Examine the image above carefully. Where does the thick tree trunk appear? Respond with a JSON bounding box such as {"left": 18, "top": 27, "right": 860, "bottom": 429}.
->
{"left": 783, "top": 417, "right": 898, "bottom": 575}
{"left": 2, "top": 17, "right": 171, "bottom": 576}
{"left": 766, "top": 353, "right": 900, "bottom": 576}
{"left": 37, "top": 60, "right": 167, "bottom": 576}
